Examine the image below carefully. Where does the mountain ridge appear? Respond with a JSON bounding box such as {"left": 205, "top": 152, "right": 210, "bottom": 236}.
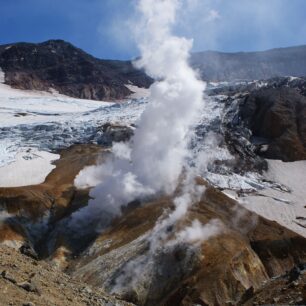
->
{"left": 191, "top": 44, "right": 306, "bottom": 81}
{"left": 195, "top": 44, "right": 306, "bottom": 55}
{"left": 0, "top": 39, "right": 152, "bottom": 101}
{"left": 1, "top": 39, "right": 306, "bottom": 100}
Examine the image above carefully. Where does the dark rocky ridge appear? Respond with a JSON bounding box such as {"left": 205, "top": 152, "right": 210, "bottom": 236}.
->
{"left": 2, "top": 41, "right": 306, "bottom": 101}
{"left": 214, "top": 77, "right": 306, "bottom": 162}
{"left": 191, "top": 45, "right": 306, "bottom": 81}
{"left": 0, "top": 39, "right": 153, "bottom": 101}
{"left": 241, "top": 86, "right": 306, "bottom": 161}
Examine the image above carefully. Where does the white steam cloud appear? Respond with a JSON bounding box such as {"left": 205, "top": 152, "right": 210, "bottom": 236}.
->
{"left": 73, "top": 0, "right": 224, "bottom": 294}
{"left": 73, "top": 0, "right": 206, "bottom": 228}
{"left": 176, "top": 219, "right": 222, "bottom": 246}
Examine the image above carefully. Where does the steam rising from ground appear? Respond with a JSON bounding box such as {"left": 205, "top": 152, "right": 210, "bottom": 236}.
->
{"left": 73, "top": 0, "right": 224, "bottom": 293}
{"left": 74, "top": 2, "right": 224, "bottom": 292}
{"left": 73, "top": 0, "right": 206, "bottom": 226}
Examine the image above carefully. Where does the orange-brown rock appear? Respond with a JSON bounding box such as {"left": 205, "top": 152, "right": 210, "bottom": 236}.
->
{"left": 0, "top": 244, "right": 135, "bottom": 306}
{"left": 1, "top": 145, "right": 306, "bottom": 305}
{"left": 0, "top": 144, "right": 105, "bottom": 251}
{"left": 67, "top": 184, "right": 306, "bottom": 306}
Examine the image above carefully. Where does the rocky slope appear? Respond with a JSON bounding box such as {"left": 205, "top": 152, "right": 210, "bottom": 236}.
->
{"left": 0, "top": 144, "right": 105, "bottom": 252}
{"left": 215, "top": 77, "right": 306, "bottom": 162}
{"left": 69, "top": 183, "right": 306, "bottom": 306}
{"left": 1, "top": 73, "right": 306, "bottom": 305}
{"left": 0, "top": 40, "right": 152, "bottom": 100}
{"left": 1, "top": 144, "right": 306, "bottom": 305}
{"left": 242, "top": 264, "right": 306, "bottom": 305}
{"left": 0, "top": 244, "right": 134, "bottom": 306}
{"left": 1, "top": 40, "right": 306, "bottom": 102}
{"left": 191, "top": 45, "right": 306, "bottom": 81}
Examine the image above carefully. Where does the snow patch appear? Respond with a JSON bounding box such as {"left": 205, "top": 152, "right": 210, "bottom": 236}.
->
{"left": 125, "top": 84, "right": 150, "bottom": 99}
{"left": 0, "top": 82, "right": 113, "bottom": 114}
{"left": 0, "top": 81, "right": 148, "bottom": 172}
{"left": 0, "top": 148, "right": 59, "bottom": 187}
{"left": 289, "top": 76, "right": 300, "bottom": 81}
{"left": 0, "top": 81, "right": 114, "bottom": 127}
{"left": 240, "top": 159, "right": 306, "bottom": 238}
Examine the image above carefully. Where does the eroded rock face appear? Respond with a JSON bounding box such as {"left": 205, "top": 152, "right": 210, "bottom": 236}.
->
{"left": 0, "top": 244, "right": 134, "bottom": 306}
{"left": 0, "top": 144, "right": 104, "bottom": 255}
{"left": 240, "top": 87, "right": 306, "bottom": 161}
{"left": 216, "top": 77, "right": 306, "bottom": 163}
{"left": 0, "top": 40, "right": 153, "bottom": 100}
{"left": 241, "top": 264, "right": 306, "bottom": 305}
{"left": 69, "top": 184, "right": 306, "bottom": 306}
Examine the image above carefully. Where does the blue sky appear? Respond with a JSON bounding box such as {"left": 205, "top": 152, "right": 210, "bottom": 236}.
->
{"left": 0, "top": 0, "right": 306, "bottom": 60}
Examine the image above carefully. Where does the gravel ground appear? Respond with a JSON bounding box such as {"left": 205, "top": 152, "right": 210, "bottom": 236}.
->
{"left": 0, "top": 245, "right": 134, "bottom": 306}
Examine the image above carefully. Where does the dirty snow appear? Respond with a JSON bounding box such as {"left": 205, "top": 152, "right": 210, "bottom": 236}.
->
{"left": 0, "top": 148, "right": 59, "bottom": 187}
{"left": 0, "top": 82, "right": 113, "bottom": 127}
{"left": 240, "top": 159, "right": 306, "bottom": 237}
{"left": 0, "top": 83, "right": 148, "bottom": 169}
{"left": 125, "top": 84, "right": 150, "bottom": 99}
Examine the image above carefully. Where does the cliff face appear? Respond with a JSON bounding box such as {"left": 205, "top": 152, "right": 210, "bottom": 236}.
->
{"left": 213, "top": 76, "right": 306, "bottom": 162}
{"left": 191, "top": 45, "right": 306, "bottom": 81}
{"left": 241, "top": 87, "right": 306, "bottom": 161}
{"left": 0, "top": 40, "right": 152, "bottom": 100}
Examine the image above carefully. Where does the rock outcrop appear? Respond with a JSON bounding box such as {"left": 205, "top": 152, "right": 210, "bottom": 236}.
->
{"left": 240, "top": 87, "right": 306, "bottom": 161}
{"left": 214, "top": 77, "right": 306, "bottom": 162}
{"left": 242, "top": 264, "right": 306, "bottom": 305}
{"left": 0, "top": 244, "right": 134, "bottom": 306}
{"left": 0, "top": 40, "right": 153, "bottom": 100}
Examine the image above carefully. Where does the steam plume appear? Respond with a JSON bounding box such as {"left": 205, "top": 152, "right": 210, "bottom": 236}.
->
{"left": 73, "top": 0, "right": 206, "bottom": 229}
{"left": 73, "top": 0, "right": 225, "bottom": 295}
